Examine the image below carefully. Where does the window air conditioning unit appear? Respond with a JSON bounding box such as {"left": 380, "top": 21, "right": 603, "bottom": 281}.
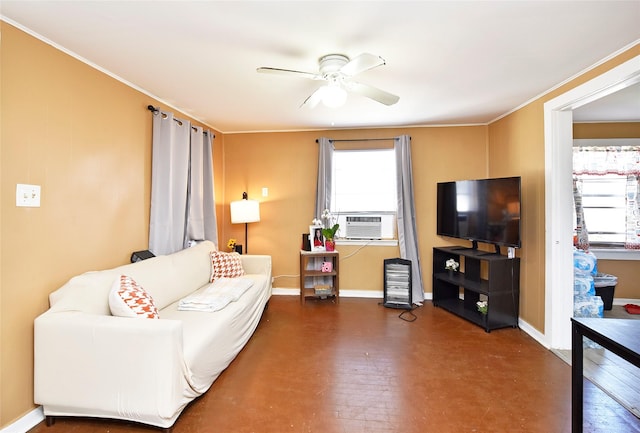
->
{"left": 345, "top": 216, "right": 382, "bottom": 239}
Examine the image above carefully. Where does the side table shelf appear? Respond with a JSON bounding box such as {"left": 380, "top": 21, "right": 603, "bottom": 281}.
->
{"left": 432, "top": 246, "right": 520, "bottom": 332}
{"left": 299, "top": 251, "right": 339, "bottom": 304}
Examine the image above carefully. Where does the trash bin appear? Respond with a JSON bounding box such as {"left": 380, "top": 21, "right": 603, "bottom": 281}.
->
{"left": 593, "top": 273, "right": 618, "bottom": 311}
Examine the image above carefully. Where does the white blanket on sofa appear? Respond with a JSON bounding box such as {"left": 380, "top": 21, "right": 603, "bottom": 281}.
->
{"left": 177, "top": 277, "right": 254, "bottom": 312}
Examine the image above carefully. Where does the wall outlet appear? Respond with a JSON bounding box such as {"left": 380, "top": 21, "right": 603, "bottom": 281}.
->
{"left": 507, "top": 247, "right": 515, "bottom": 258}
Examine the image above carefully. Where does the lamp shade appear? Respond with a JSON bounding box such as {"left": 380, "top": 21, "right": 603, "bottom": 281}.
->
{"left": 230, "top": 199, "right": 260, "bottom": 224}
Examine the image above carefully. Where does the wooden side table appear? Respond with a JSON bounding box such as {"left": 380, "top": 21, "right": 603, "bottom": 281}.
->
{"left": 299, "top": 251, "right": 339, "bottom": 304}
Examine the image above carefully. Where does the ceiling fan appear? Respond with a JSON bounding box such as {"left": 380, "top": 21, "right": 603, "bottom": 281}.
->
{"left": 257, "top": 53, "right": 400, "bottom": 108}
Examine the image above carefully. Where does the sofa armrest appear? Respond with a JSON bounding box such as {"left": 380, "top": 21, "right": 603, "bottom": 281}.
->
{"left": 240, "top": 254, "right": 272, "bottom": 277}
{"left": 34, "top": 311, "right": 194, "bottom": 423}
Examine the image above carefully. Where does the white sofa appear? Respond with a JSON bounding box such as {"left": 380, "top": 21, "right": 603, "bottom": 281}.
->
{"left": 34, "top": 240, "right": 271, "bottom": 430}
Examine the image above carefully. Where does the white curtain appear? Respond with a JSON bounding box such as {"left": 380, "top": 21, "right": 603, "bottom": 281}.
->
{"left": 149, "top": 110, "right": 217, "bottom": 255}
{"left": 395, "top": 135, "right": 424, "bottom": 304}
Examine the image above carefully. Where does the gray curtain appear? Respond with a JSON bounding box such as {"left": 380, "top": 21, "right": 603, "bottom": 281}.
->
{"left": 315, "top": 137, "right": 334, "bottom": 219}
{"left": 149, "top": 110, "right": 217, "bottom": 255}
{"left": 201, "top": 129, "right": 218, "bottom": 244}
{"left": 187, "top": 126, "right": 218, "bottom": 247}
{"left": 395, "top": 135, "right": 425, "bottom": 304}
{"left": 314, "top": 134, "right": 424, "bottom": 304}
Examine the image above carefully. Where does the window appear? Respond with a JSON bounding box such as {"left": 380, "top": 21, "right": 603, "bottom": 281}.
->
{"left": 331, "top": 149, "right": 397, "bottom": 239}
{"left": 573, "top": 174, "right": 626, "bottom": 245}
{"left": 573, "top": 143, "right": 640, "bottom": 249}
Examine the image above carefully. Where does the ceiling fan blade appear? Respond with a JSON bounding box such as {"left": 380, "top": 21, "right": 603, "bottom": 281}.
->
{"left": 300, "top": 87, "right": 324, "bottom": 109}
{"left": 256, "top": 67, "right": 321, "bottom": 80}
{"left": 340, "top": 53, "right": 385, "bottom": 76}
{"left": 347, "top": 81, "right": 399, "bottom": 106}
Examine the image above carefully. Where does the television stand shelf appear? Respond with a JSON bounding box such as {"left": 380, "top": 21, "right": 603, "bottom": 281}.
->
{"left": 432, "top": 246, "right": 520, "bottom": 332}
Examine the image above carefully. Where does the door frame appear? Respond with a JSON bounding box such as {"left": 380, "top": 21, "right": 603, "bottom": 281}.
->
{"left": 543, "top": 54, "right": 640, "bottom": 350}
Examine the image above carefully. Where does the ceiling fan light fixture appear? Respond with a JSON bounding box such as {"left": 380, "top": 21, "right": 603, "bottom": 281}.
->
{"left": 258, "top": 52, "right": 398, "bottom": 108}
{"left": 321, "top": 84, "right": 347, "bottom": 108}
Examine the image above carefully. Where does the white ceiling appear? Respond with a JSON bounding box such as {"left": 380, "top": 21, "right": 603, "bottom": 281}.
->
{"left": 2, "top": 1, "right": 639, "bottom": 133}
{"left": 573, "top": 81, "right": 640, "bottom": 122}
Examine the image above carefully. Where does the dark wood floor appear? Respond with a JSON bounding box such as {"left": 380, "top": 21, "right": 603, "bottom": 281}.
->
{"left": 29, "top": 296, "right": 640, "bottom": 433}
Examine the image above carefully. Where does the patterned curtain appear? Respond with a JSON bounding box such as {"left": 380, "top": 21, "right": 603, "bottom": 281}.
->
{"left": 572, "top": 178, "right": 590, "bottom": 251}
{"left": 573, "top": 146, "right": 640, "bottom": 250}
{"left": 625, "top": 175, "right": 640, "bottom": 249}
{"left": 573, "top": 146, "right": 640, "bottom": 176}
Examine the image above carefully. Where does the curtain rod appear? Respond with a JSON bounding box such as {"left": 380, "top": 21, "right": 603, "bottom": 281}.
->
{"left": 315, "top": 137, "right": 409, "bottom": 143}
{"left": 147, "top": 105, "right": 215, "bottom": 138}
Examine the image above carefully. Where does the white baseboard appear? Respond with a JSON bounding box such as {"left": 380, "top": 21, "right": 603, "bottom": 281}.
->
{"left": 613, "top": 297, "right": 640, "bottom": 306}
{"left": 340, "top": 289, "right": 383, "bottom": 298}
{"left": 1, "top": 406, "right": 43, "bottom": 433}
{"left": 273, "top": 287, "right": 387, "bottom": 298}
{"left": 271, "top": 287, "right": 299, "bottom": 296}
{"left": 272, "top": 287, "right": 433, "bottom": 301}
{"left": 518, "top": 318, "right": 549, "bottom": 349}
{"left": 273, "top": 287, "right": 385, "bottom": 298}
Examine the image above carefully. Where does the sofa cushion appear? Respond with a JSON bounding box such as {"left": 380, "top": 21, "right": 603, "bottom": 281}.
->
{"left": 109, "top": 275, "right": 160, "bottom": 319}
{"left": 209, "top": 251, "right": 245, "bottom": 281}
{"left": 116, "top": 241, "right": 215, "bottom": 311}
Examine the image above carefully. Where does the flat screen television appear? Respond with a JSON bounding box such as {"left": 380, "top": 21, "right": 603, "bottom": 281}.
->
{"left": 437, "top": 176, "right": 521, "bottom": 249}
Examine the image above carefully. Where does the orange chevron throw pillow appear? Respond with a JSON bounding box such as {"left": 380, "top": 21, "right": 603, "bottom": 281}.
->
{"left": 109, "top": 275, "right": 159, "bottom": 319}
{"left": 210, "top": 250, "right": 245, "bottom": 281}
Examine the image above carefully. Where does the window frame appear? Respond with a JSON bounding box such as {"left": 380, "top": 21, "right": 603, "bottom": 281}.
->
{"left": 330, "top": 146, "right": 398, "bottom": 242}
{"left": 572, "top": 138, "right": 640, "bottom": 259}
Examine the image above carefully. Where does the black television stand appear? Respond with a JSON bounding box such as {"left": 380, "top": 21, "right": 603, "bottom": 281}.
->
{"left": 467, "top": 240, "right": 501, "bottom": 254}
{"left": 432, "top": 246, "right": 520, "bottom": 332}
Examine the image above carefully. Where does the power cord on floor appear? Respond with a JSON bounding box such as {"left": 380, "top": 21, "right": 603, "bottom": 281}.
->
{"left": 398, "top": 308, "right": 417, "bottom": 322}
{"left": 378, "top": 302, "right": 418, "bottom": 322}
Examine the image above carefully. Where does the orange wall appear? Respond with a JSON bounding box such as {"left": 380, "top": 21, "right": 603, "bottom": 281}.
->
{"left": 573, "top": 122, "right": 640, "bottom": 138}
{"left": 488, "top": 102, "right": 548, "bottom": 331}
{"left": 0, "top": 23, "right": 222, "bottom": 427}
{"left": 222, "top": 126, "right": 489, "bottom": 292}
{"left": 488, "top": 45, "right": 640, "bottom": 332}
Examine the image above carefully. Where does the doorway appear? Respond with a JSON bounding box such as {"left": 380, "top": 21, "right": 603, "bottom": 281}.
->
{"left": 543, "top": 55, "right": 640, "bottom": 350}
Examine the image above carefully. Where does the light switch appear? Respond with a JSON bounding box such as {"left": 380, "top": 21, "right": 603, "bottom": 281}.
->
{"left": 262, "top": 187, "right": 269, "bottom": 197}
{"left": 16, "top": 184, "right": 41, "bottom": 207}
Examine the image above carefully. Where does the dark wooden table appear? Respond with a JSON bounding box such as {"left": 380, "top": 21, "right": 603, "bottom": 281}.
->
{"left": 571, "top": 317, "right": 640, "bottom": 433}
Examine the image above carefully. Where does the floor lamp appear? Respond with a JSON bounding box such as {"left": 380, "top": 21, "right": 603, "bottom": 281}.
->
{"left": 230, "top": 192, "right": 260, "bottom": 254}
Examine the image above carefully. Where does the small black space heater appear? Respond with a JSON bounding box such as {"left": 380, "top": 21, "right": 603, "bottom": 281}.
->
{"left": 383, "top": 258, "right": 412, "bottom": 309}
